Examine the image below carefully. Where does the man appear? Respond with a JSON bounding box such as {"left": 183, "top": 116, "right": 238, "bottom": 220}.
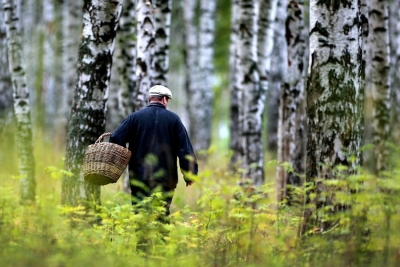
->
{"left": 110, "top": 85, "right": 198, "bottom": 216}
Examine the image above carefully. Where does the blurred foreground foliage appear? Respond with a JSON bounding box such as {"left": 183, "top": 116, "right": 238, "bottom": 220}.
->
{"left": 1, "top": 129, "right": 400, "bottom": 267}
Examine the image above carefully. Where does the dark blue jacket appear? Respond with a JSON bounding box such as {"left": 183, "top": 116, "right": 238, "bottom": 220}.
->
{"left": 109, "top": 102, "right": 198, "bottom": 190}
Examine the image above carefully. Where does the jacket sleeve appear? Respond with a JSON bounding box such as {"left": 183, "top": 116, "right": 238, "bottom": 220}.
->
{"left": 109, "top": 116, "right": 131, "bottom": 148}
{"left": 177, "top": 121, "right": 198, "bottom": 179}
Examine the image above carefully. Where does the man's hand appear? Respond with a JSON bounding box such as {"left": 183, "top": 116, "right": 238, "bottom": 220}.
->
{"left": 186, "top": 180, "right": 194, "bottom": 187}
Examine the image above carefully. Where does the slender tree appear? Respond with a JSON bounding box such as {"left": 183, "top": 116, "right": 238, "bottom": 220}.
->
{"left": 135, "top": 0, "right": 155, "bottom": 110}
{"left": 229, "top": 0, "right": 240, "bottom": 168}
{"left": 2, "top": 0, "right": 36, "bottom": 202}
{"left": 58, "top": 1, "right": 82, "bottom": 146}
{"left": 0, "top": 4, "right": 12, "bottom": 132}
{"left": 389, "top": 0, "right": 400, "bottom": 144}
{"left": 276, "top": 0, "right": 306, "bottom": 204}
{"left": 303, "top": 0, "right": 363, "bottom": 233}
{"left": 62, "top": 0, "right": 123, "bottom": 206}
{"left": 365, "top": 0, "right": 391, "bottom": 173}
{"left": 236, "top": 0, "right": 263, "bottom": 185}
{"left": 153, "top": 0, "right": 171, "bottom": 87}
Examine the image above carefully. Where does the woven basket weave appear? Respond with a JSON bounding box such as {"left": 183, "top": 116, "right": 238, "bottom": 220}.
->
{"left": 83, "top": 132, "right": 131, "bottom": 186}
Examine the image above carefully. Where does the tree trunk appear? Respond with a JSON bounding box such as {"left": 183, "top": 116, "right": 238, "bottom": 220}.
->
{"left": 236, "top": 0, "right": 263, "bottom": 186}
{"left": 266, "top": 0, "right": 284, "bottom": 154}
{"left": 304, "top": 0, "right": 363, "bottom": 233}
{"left": 135, "top": 0, "right": 155, "bottom": 110}
{"left": 58, "top": 1, "right": 82, "bottom": 148}
{"left": 2, "top": 0, "right": 36, "bottom": 203}
{"left": 276, "top": 0, "right": 306, "bottom": 204}
{"left": 0, "top": 3, "right": 12, "bottom": 132}
{"left": 190, "top": 0, "right": 216, "bottom": 153}
{"left": 153, "top": 0, "right": 171, "bottom": 87}
{"left": 365, "top": 0, "right": 391, "bottom": 173}
{"left": 229, "top": 0, "right": 240, "bottom": 168}
{"left": 389, "top": 0, "right": 400, "bottom": 144}
{"left": 62, "top": 0, "right": 123, "bottom": 207}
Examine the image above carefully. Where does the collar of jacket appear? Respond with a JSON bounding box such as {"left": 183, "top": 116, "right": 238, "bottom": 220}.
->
{"left": 148, "top": 102, "right": 166, "bottom": 109}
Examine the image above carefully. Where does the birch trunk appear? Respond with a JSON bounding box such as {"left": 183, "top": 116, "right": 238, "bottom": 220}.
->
{"left": 389, "top": 0, "right": 400, "bottom": 144}
{"left": 229, "top": 0, "right": 240, "bottom": 168}
{"left": 236, "top": 0, "right": 263, "bottom": 186}
{"left": 2, "top": 0, "right": 36, "bottom": 203}
{"left": 304, "top": 0, "right": 362, "bottom": 233}
{"left": 277, "top": 0, "right": 306, "bottom": 204}
{"left": 62, "top": 0, "right": 122, "bottom": 207}
{"left": 365, "top": 0, "right": 391, "bottom": 173}
{"left": 183, "top": 0, "right": 199, "bottom": 142}
{"left": 117, "top": 0, "right": 136, "bottom": 118}
{"left": 0, "top": 4, "right": 12, "bottom": 131}
{"left": 153, "top": 0, "right": 171, "bottom": 87}
{"left": 58, "top": 1, "right": 82, "bottom": 147}
{"left": 135, "top": 0, "right": 155, "bottom": 110}
{"left": 188, "top": 0, "right": 216, "bottom": 153}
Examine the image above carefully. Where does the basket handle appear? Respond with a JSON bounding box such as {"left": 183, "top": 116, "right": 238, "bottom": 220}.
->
{"left": 95, "top": 132, "right": 112, "bottom": 144}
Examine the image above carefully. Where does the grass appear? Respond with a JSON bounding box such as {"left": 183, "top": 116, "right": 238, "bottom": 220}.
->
{"left": 1, "top": 125, "right": 400, "bottom": 267}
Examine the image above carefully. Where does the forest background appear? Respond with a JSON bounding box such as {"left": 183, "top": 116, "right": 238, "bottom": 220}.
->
{"left": 1, "top": 0, "right": 400, "bottom": 267}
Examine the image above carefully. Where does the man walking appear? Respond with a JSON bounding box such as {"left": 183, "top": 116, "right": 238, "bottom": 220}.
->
{"left": 110, "top": 85, "right": 198, "bottom": 216}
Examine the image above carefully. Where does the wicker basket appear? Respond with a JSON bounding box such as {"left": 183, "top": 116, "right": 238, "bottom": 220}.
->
{"left": 83, "top": 132, "right": 131, "bottom": 186}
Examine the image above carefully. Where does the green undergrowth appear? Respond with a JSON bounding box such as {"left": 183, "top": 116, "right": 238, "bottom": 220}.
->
{"left": 1, "top": 130, "right": 400, "bottom": 266}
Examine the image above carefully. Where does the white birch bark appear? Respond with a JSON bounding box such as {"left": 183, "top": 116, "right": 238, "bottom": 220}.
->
{"left": 229, "top": 0, "right": 240, "bottom": 168}
{"left": 62, "top": 0, "right": 123, "bottom": 206}
{"left": 43, "top": 0, "right": 56, "bottom": 130}
{"left": 135, "top": 0, "right": 155, "bottom": 110}
{"left": 366, "top": 0, "right": 391, "bottom": 173}
{"left": 183, "top": 0, "right": 200, "bottom": 142}
{"left": 304, "top": 0, "right": 362, "bottom": 233}
{"left": 236, "top": 0, "right": 263, "bottom": 185}
{"left": 0, "top": 4, "right": 12, "bottom": 131}
{"left": 58, "top": 2, "right": 82, "bottom": 145}
{"left": 389, "top": 0, "right": 400, "bottom": 144}
{"left": 153, "top": 0, "right": 171, "bottom": 86}
{"left": 258, "top": 0, "right": 277, "bottom": 103}
{"left": 2, "top": 0, "right": 36, "bottom": 202}
{"left": 190, "top": 0, "right": 216, "bottom": 153}
{"left": 117, "top": 0, "right": 136, "bottom": 117}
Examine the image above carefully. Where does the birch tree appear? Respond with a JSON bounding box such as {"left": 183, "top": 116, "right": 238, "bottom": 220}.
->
{"left": 153, "top": 0, "right": 171, "bottom": 87}
{"left": 303, "top": 0, "right": 363, "bottom": 233}
{"left": 267, "top": 0, "right": 285, "bottom": 153}
{"left": 389, "top": 0, "right": 400, "bottom": 144}
{"left": 276, "top": 0, "right": 306, "bottom": 204}
{"left": 0, "top": 4, "right": 12, "bottom": 132}
{"left": 229, "top": 0, "right": 240, "bottom": 168}
{"left": 2, "top": 0, "right": 36, "bottom": 203}
{"left": 62, "top": 0, "right": 123, "bottom": 206}
{"left": 236, "top": 0, "right": 263, "bottom": 185}
{"left": 135, "top": 0, "right": 155, "bottom": 110}
{"left": 58, "top": 1, "right": 82, "bottom": 145}
{"left": 365, "top": 0, "right": 391, "bottom": 173}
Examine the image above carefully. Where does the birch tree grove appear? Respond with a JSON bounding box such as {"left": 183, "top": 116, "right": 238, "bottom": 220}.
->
{"left": 277, "top": 0, "right": 306, "bottom": 204}
{"left": 62, "top": 0, "right": 123, "bottom": 206}
{"left": 2, "top": 0, "right": 36, "bottom": 202}
{"left": 365, "top": 0, "right": 391, "bottom": 173}
{"left": 303, "top": 1, "right": 363, "bottom": 233}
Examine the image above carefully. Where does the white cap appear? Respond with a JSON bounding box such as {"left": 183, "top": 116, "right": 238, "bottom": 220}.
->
{"left": 148, "top": 85, "right": 172, "bottom": 99}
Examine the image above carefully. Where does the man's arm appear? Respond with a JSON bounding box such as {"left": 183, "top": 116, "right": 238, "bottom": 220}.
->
{"left": 109, "top": 116, "right": 131, "bottom": 148}
{"left": 177, "top": 123, "right": 198, "bottom": 186}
